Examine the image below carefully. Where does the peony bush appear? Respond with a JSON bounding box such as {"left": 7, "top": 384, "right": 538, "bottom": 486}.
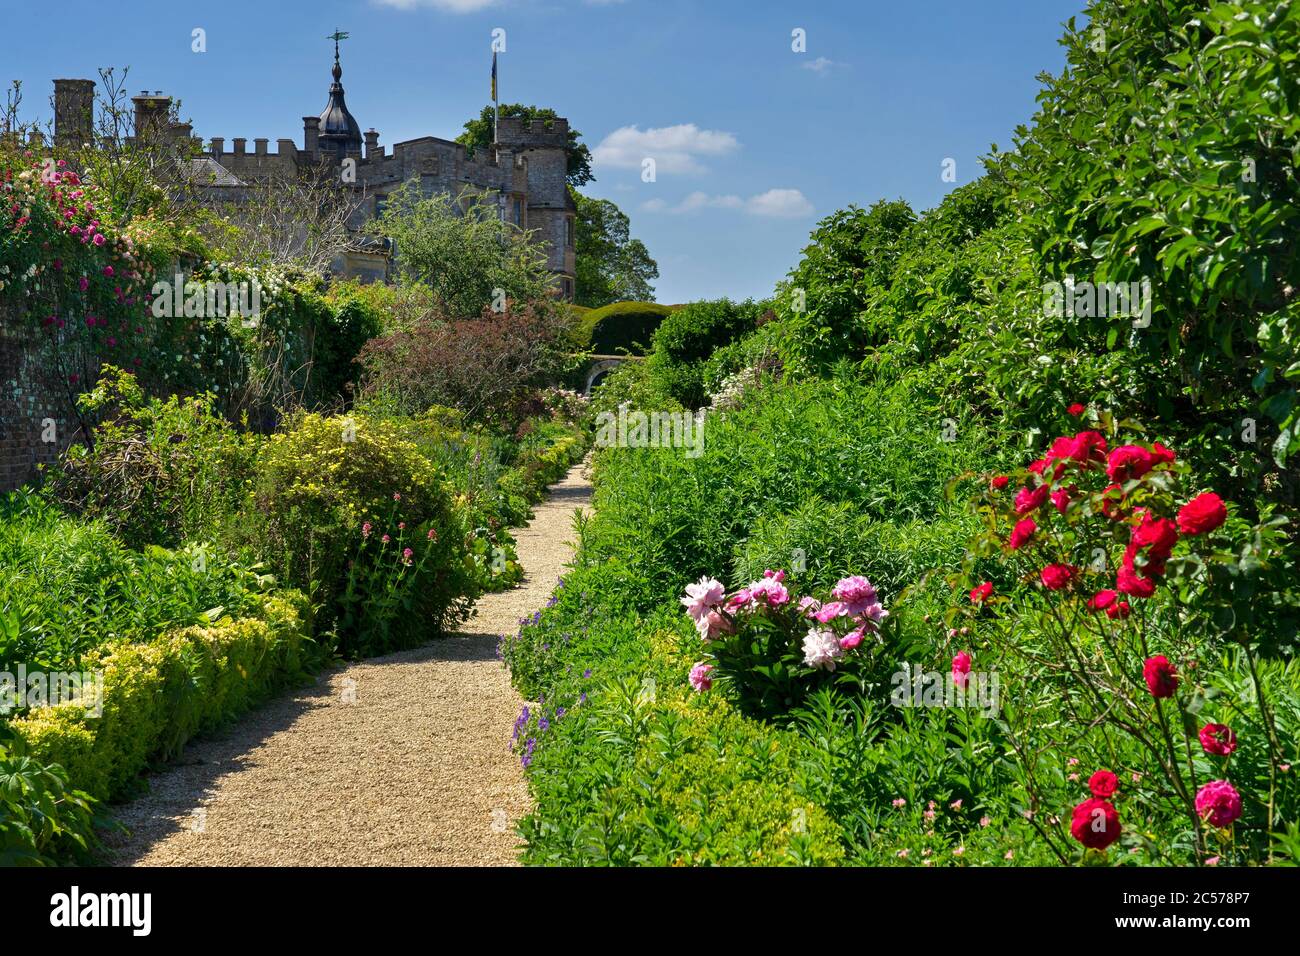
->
{"left": 680, "top": 568, "right": 890, "bottom": 718}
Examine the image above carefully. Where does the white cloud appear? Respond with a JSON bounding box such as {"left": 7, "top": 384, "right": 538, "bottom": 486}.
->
{"left": 593, "top": 124, "right": 740, "bottom": 175}
{"left": 372, "top": 0, "right": 499, "bottom": 11}
{"left": 641, "top": 188, "right": 813, "bottom": 218}
{"left": 745, "top": 188, "right": 815, "bottom": 218}
{"left": 678, "top": 191, "right": 744, "bottom": 212}
{"left": 801, "top": 56, "right": 845, "bottom": 74}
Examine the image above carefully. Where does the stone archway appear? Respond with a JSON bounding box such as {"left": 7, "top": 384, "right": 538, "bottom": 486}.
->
{"left": 583, "top": 358, "right": 625, "bottom": 396}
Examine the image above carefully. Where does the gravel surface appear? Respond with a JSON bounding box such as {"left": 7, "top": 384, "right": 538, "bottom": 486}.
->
{"left": 103, "top": 463, "right": 593, "bottom": 867}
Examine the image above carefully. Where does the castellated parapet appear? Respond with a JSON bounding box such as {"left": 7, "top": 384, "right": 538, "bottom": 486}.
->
{"left": 45, "top": 46, "right": 578, "bottom": 295}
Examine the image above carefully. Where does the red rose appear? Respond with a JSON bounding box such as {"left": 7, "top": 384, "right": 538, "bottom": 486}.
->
{"left": 1028, "top": 458, "right": 1049, "bottom": 476}
{"left": 1195, "top": 780, "right": 1242, "bottom": 828}
{"left": 990, "top": 474, "right": 1010, "bottom": 490}
{"left": 1014, "top": 484, "right": 1050, "bottom": 514}
{"left": 1132, "top": 512, "right": 1179, "bottom": 557}
{"left": 1178, "top": 492, "right": 1227, "bottom": 536}
{"left": 1106, "top": 600, "right": 1131, "bottom": 620}
{"left": 1040, "top": 563, "right": 1078, "bottom": 591}
{"left": 1100, "top": 483, "right": 1127, "bottom": 521}
{"left": 1116, "top": 562, "right": 1157, "bottom": 598}
{"left": 1088, "top": 770, "right": 1119, "bottom": 798}
{"left": 1087, "top": 590, "right": 1118, "bottom": 612}
{"left": 1106, "top": 445, "right": 1156, "bottom": 482}
{"left": 1008, "top": 518, "right": 1037, "bottom": 550}
{"left": 1047, "top": 431, "right": 1108, "bottom": 470}
{"left": 952, "top": 650, "right": 973, "bottom": 688}
{"left": 1051, "top": 486, "right": 1074, "bottom": 514}
{"left": 1150, "top": 442, "right": 1176, "bottom": 466}
{"left": 1067, "top": 403, "right": 1087, "bottom": 417}
{"left": 1070, "top": 797, "right": 1121, "bottom": 849}
{"left": 1199, "top": 723, "right": 1237, "bottom": 757}
{"left": 1143, "top": 655, "right": 1178, "bottom": 698}
{"left": 969, "top": 581, "right": 994, "bottom": 604}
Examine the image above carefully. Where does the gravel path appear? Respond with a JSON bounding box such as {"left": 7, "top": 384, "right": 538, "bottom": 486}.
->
{"left": 103, "top": 462, "right": 592, "bottom": 867}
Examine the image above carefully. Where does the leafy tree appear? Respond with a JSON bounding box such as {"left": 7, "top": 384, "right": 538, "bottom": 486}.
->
{"left": 457, "top": 104, "right": 594, "bottom": 186}
{"left": 571, "top": 188, "right": 659, "bottom": 307}
{"left": 1008, "top": 0, "right": 1300, "bottom": 473}
{"left": 371, "top": 180, "right": 554, "bottom": 319}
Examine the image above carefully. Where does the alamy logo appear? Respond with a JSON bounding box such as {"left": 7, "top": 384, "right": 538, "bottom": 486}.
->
{"left": 889, "top": 661, "right": 1000, "bottom": 716}
{"left": 150, "top": 272, "right": 263, "bottom": 326}
{"left": 1043, "top": 275, "right": 1152, "bottom": 327}
{"left": 0, "top": 666, "right": 103, "bottom": 717}
{"left": 594, "top": 406, "right": 705, "bottom": 458}
{"left": 49, "top": 886, "right": 152, "bottom": 936}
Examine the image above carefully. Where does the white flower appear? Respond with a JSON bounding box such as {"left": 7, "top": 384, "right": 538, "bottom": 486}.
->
{"left": 802, "top": 627, "right": 842, "bottom": 671}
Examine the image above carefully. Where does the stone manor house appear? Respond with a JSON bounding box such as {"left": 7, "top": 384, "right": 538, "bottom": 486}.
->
{"left": 49, "top": 43, "right": 578, "bottom": 295}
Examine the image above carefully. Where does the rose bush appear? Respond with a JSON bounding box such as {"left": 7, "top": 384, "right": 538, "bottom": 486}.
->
{"left": 954, "top": 409, "right": 1297, "bottom": 863}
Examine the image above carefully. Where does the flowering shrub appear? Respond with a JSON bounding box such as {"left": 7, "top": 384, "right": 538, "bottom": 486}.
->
{"left": 251, "top": 412, "right": 478, "bottom": 657}
{"left": 955, "top": 409, "right": 1298, "bottom": 863}
{"left": 680, "top": 569, "right": 890, "bottom": 718}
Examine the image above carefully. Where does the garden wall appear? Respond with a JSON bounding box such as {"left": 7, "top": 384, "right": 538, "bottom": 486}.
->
{"left": 0, "top": 307, "right": 76, "bottom": 491}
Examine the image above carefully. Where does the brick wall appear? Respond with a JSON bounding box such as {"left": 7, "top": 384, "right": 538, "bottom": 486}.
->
{"left": 0, "top": 310, "right": 77, "bottom": 492}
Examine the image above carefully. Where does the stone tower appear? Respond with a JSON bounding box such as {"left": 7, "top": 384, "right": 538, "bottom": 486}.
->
{"left": 494, "top": 115, "right": 577, "bottom": 297}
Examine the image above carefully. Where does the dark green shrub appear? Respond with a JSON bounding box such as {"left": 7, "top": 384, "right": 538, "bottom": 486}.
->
{"left": 577, "top": 301, "right": 675, "bottom": 356}
{"left": 646, "top": 298, "right": 769, "bottom": 408}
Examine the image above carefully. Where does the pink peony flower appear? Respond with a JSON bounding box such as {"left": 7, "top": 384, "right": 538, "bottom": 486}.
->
{"left": 802, "top": 627, "right": 842, "bottom": 671}
{"left": 748, "top": 574, "right": 790, "bottom": 607}
{"left": 688, "top": 662, "right": 714, "bottom": 693}
{"left": 681, "top": 576, "right": 726, "bottom": 622}
{"left": 813, "top": 600, "right": 847, "bottom": 623}
{"left": 694, "top": 608, "right": 734, "bottom": 642}
{"left": 838, "top": 627, "right": 865, "bottom": 650}
{"left": 831, "top": 575, "right": 879, "bottom": 616}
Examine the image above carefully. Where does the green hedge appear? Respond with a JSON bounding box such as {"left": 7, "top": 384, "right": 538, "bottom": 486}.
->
{"left": 10, "top": 592, "right": 311, "bottom": 802}
{"left": 577, "top": 301, "right": 675, "bottom": 356}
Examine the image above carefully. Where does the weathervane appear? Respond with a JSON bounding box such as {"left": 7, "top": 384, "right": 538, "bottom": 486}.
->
{"left": 327, "top": 30, "right": 350, "bottom": 62}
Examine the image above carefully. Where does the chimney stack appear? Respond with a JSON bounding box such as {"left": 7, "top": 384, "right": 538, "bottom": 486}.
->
{"left": 53, "top": 79, "right": 96, "bottom": 148}
{"left": 303, "top": 116, "right": 320, "bottom": 157}
{"left": 364, "top": 128, "right": 381, "bottom": 160}
{"left": 131, "top": 91, "right": 171, "bottom": 142}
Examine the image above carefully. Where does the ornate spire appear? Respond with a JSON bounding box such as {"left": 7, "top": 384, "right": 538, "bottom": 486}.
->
{"left": 318, "top": 30, "right": 361, "bottom": 160}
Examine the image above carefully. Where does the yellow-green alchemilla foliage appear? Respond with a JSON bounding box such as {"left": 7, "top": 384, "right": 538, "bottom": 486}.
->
{"left": 11, "top": 592, "right": 310, "bottom": 802}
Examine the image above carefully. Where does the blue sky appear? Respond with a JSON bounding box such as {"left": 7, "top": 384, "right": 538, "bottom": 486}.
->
{"left": 2, "top": 0, "right": 1086, "bottom": 303}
